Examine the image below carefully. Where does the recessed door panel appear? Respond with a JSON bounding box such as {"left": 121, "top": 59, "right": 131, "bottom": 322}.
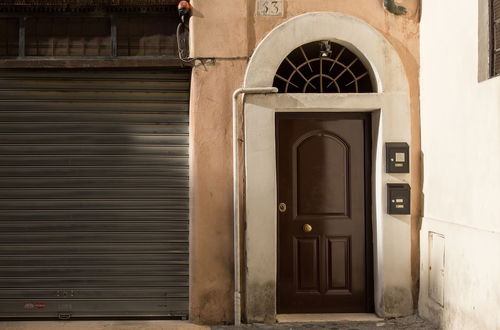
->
{"left": 294, "top": 237, "right": 320, "bottom": 292}
{"left": 295, "top": 133, "right": 349, "bottom": 217}
{"left": 277, "top": 112, "right": 372, "bottom": 313}
{"left": 327, "top": 236, "right": 351, "bottom": 292}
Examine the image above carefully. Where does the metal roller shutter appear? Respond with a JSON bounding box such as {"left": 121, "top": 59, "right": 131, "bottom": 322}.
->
{"left": 0, "top": 69, "right": 190, "bottom": 318}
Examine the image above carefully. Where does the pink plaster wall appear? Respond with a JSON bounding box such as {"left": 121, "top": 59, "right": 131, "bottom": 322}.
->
{"left": 189, "top": 59, "right": 246, "bottom": 324}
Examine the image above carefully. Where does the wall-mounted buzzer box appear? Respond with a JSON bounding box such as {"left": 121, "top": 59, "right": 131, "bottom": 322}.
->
{"left": 386, "top": 142, "right": 409, "bottom": 173}
{"left": 387, "top": 183, "right": 410, "bottom": 215}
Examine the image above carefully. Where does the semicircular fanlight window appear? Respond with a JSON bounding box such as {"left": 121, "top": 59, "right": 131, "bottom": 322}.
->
{"left": 273, "top": 40, "right": 374, "bottom": 93}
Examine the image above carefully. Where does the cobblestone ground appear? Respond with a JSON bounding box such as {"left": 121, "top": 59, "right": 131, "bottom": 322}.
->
{"left": 212, "top": 315, "right": 438, "bottom": 330}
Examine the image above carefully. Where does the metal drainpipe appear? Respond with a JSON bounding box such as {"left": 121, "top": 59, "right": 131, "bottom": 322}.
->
{"left": 232, "top": 87, "right": 278, "bottom": 325}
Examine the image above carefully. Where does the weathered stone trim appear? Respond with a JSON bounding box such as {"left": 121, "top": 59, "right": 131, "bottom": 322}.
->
{"left": 244, "top": 12, "right": 414, "bottom": 321}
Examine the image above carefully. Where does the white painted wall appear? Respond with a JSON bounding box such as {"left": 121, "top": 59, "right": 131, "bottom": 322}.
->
{"left": 419, "top": 1, "right": 500, "bottom": 329}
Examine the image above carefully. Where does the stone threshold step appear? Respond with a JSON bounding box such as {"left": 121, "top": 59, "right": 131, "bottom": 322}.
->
{"left": 276, "top": 313, "right": 383, "bottom": 323}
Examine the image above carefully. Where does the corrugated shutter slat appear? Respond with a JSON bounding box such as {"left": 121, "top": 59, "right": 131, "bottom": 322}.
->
{"left": 0, "top": 69, "right": 190, "bottom": 318}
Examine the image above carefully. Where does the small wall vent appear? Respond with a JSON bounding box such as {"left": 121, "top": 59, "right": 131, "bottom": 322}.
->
{"left": 429, "top": 232, "right": 445, "bottom": 307}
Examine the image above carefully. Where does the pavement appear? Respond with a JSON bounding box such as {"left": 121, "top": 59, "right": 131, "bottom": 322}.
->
{"left": 212, "top": 315, "right": 438, "bottom": 330}
{"left": 0, "top": 315, "right": 438, "bottom": 330}
{"left": 0, "top": 320, "right": 209, "bottom": 330}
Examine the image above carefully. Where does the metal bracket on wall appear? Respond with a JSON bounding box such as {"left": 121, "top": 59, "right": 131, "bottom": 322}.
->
{"left": 384, "top": 0, "right": 407, "bottom": 15}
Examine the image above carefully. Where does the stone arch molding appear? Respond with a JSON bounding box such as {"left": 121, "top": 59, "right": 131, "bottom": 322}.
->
{"left": 244, "top": 11, "right": 409, "bottom": 95}
{"left": 242, "top": 12, "right": 413, "bottom": 321}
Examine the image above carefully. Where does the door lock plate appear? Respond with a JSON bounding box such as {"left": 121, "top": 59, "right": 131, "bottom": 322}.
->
{"left": 278, "top": 202, "right": 287, "bottom": 213}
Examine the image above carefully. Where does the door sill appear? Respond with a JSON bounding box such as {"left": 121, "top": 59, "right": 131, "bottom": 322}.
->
{"left": 276, "top": 313, "right": 382, "bottom": 323}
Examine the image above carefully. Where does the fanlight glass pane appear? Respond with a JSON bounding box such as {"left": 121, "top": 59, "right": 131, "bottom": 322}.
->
{"left": 273, "top": 40, "right": 374, "bottom": 93}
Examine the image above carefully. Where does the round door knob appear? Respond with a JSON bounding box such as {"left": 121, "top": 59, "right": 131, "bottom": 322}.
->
{"left": 303, "top": 224, "right": 313, "bottom": 232}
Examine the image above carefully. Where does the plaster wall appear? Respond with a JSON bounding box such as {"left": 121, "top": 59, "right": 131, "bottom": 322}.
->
{"left": 189, "top": 60, "right": 246, "bottom": 324}
{"left": 187, "top": 0, "right": 420, "bottom": 324}
{"left": 419, "top": 0, "right": 500, "bottom": 329}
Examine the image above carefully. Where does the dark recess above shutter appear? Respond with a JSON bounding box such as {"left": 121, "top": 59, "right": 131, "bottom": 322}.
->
{"left": 0, "top": 0, "right": 178, "bottom": 12}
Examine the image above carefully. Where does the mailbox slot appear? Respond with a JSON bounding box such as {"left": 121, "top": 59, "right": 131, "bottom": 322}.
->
{"left": 386, "top": 142, "right": 409, "bottom": 173}
{"left": 387, "top": 183, "right": 410, "bottom": 214}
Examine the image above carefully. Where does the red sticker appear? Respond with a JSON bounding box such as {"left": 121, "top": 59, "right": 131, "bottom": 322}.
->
{"left": 23, "top": 302, "right": 45, "bottom": 310}
{"left": 34, "top": 302, "right": 46, "bottom": 310}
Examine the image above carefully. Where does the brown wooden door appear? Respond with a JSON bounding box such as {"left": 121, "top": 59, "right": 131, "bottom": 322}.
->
{"left": 277, "top": 112, "right": 373, "bottom": 313}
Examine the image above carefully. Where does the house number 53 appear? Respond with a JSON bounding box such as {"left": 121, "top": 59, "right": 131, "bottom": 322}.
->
{"left": 257, "top": 0, "right": 283, "bottom": 17}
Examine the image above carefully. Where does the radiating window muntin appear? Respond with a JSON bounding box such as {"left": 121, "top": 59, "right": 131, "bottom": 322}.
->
{"left": 273, "top": 40, "right": 375, "bottom": 93}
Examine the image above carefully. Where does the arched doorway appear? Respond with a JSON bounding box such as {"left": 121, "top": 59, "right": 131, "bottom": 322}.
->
{"left": 271, "top": 40, "right": 375, "bottom": 313}
{"left": 243, "top": 12, "right": 413, "bottom": 322}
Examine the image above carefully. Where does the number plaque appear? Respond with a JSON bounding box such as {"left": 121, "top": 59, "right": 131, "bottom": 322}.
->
{"left": 256, "top": 0, "right": 284, "bottom": 17}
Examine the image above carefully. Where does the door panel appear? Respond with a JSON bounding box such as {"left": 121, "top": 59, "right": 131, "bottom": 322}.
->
{"left": 294, "top": 237, "right": 320, "bottom": 292}
{"left": 295, "top": 133, "right": 348, "bottom": 216}
{"left": 327, "top": 236, "right": 351, "bottom": 292}
{"left": 277, "top": 112, "right": 372, "bottom": 313}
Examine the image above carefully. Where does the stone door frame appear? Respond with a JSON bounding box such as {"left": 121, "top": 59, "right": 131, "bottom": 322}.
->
{"left": 243, "top": 12, "right": 414, "bottom": 322}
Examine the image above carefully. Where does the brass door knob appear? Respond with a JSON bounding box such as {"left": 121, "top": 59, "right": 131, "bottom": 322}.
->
{"left": 303, "top": 224, "right": 313, "bottom": 232}
{"left": 278, "top": 202, "right": 287, "bottom": 213}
